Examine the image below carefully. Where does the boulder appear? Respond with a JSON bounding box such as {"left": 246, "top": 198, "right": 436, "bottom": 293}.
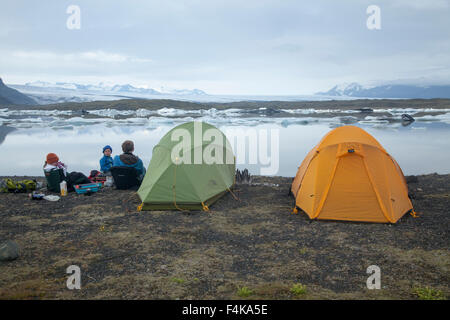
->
{"left": 0, "top": 240, "right": 20, "bottom": 261}
{"left": 401, "top": 113, "right": 415, "bottom": 122}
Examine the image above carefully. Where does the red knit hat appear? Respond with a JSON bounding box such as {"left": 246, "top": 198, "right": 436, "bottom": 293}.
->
{"left": 46, "top": 153, "right": 59, "bottom": 164}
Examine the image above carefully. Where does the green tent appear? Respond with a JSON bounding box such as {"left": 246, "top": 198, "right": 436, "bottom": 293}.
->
{"left": 137, "top": 121, "right": 236, "bottom": 211}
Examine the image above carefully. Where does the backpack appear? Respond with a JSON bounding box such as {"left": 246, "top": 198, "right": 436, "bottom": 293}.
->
{"left": 0, "top": 178, "right": 37, "bottom": 193}
{"left": 67, "top": 172, "right": 91, "bottom": 187}
{"left": 88, "top": 170, "right": 107, "bottom": 183}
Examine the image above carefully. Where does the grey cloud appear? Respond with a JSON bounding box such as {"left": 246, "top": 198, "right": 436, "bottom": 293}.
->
{"left": 0, "top": 0, "right": 448, "bottom": 94}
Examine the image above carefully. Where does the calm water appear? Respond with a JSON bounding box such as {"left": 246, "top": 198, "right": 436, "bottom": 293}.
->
{"left": 0, "top": 120, "right": 449, "bottom": 177}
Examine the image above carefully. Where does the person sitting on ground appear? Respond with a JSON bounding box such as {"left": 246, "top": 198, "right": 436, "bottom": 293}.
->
{"left": 113, "top": 140, "right": 146, "bottom": 180}
{"left": 99, "top": 145, "right": 114, "bottom": 174}
{"left": 43, "top": 152, "right": 91, "bottom": 192}
{"left": 44, "top": 153, "right": 68, "bottom": 176}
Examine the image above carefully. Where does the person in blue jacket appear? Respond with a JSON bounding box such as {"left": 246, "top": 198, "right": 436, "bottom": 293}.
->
{"left": 99, "top": 145, "right": 114, "bottom": 174}
{"left": 113, "top": 140, "right": 146, "bottom": 180}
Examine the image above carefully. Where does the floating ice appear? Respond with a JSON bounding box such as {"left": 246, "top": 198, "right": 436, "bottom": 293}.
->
{"left": 0, "top": 106, "right": 448, "bottom": 129}
{"left": 416, "top": 113, "right": 450, "bottom": 124}
{"left": 87, "top": 109, "right": 136, "bottom": 118}
{"left": 377, "top": 108, "right": 450, "bottom": 115}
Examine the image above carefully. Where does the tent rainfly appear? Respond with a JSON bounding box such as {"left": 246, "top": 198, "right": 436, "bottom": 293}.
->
{"left": 291, "top": 125, "right": 414, "bottom": 223}
{"left": 137, "top": 121, "right": 236, "bottom": 211}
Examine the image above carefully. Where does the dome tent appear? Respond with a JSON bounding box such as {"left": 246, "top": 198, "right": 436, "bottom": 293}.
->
{"left": 291, "top": 125, "right": 414, "bottom": 223}
{"left": 137, "top": 121, "right": 236, "bottom": 211}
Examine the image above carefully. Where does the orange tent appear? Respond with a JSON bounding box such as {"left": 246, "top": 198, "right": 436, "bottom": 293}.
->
{"left": 291, "top": 126, "right": 413, "bottom": 223}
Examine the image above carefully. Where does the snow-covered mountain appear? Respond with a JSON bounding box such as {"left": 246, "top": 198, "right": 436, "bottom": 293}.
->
{"left": 318, "top": 82, "right": 366, "bottom": 97}
{"left": 22, "top": 81, "right": 207, "bottom": 96}
{"left": 317, "top": 83, "right": 450, "bottom": 99}
{"left": 109, "top": 84, "right": 161, "bottom": 95}
{"left": 23, "top": 81, "right": 157, "bottom": 94}
{"left": 9, "top": 81, "right": 208, "bottom": 104}
{"left": 24, "top": 81, "right": 109, "bottom": 91}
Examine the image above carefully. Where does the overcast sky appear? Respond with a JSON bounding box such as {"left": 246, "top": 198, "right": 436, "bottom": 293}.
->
{"left": 1, "top": 0, "right": 449, "bottom": 94}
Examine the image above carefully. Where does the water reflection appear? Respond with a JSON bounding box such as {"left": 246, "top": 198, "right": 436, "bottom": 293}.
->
{"left": 0, "top": 126, "right": 16, "bottom": 145}
{"left": 0, "top": 121, "right": 448, "bottom": 177}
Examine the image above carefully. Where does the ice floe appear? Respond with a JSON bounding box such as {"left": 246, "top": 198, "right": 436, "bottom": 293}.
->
{"left": 0, "top": 107, "right": 449, "bottom": 129}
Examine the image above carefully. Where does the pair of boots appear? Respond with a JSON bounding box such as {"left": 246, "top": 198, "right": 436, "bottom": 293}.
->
{"left": 235, "top": 169, "right": 251, "bottom": 184}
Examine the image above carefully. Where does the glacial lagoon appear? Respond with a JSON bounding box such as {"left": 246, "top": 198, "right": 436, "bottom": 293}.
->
{"left": 0, "top": 107, "right": 449, "bottom": 177}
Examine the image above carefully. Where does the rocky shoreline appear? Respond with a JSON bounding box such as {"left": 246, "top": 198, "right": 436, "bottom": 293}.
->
{"left": 3, "top": 97, "right": 450, "bottom": 111}
{"left": 0, "top": 173, "right": 448, "bottom": 299}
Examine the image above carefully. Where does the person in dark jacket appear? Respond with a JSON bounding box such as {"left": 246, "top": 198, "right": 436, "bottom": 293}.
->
{"left": 113, "top": 140, "right": 146, "bottom": 180}
{"left": 99, "top": 145, "right": 114, "bottom": 174}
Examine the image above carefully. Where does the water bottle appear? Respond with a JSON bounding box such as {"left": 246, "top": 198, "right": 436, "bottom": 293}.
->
{"left": 60, "top": 181, "right": 68, "bottom": 196}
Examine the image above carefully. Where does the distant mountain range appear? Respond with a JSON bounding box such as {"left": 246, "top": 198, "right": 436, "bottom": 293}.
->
{"left": 5, "top": 81, "right": 208, "bottom": 105}
{"left": 317, "top": 82, "right": 450, "bottom": 99}
{"left": 2, "top": 78, "right": 450, "bottom": 106}
{"left": 21, "top": 81, "right": 206, "bottom": 96}
{"left": 0, "top": 78, "right": 36, "bottom": 105}
{"left": 12, "top": 79, "right": 289, "bottom": 104}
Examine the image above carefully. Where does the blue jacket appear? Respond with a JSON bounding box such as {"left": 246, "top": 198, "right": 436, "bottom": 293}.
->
{"left": 113, "top": 154, "right": 146, "bottom": 177}
{"left": 99, "top": 155, "right": 114, "bottom": 173}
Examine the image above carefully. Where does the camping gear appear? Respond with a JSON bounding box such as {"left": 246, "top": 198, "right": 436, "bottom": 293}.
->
{"left": 291, "top": 125, "right": 414, "bottom": 223}
{"left": 43, "top": 195, "right": 60, "bottom": 201}
{"left": 66, "top": 172, "right": 91, "bottom": 187}
{"left": 44, "top": 168, "right": 65, "bottom": 193}
{"left": 74, "top": 182, "right": 103, "bottom": 195}
{"left": 110, "top": 166, "right": 141, "bottom": 189}
{"left": 45, "top": 169, "right": 91, "bottom": 193}
{"left": 88, "top": 170, "right": 100, "bottom": 180}
{"left": 0, "top": 178, "right": 37, "bottom": 193}
{"left": 60, "top": 181, "right": 68, "bottom": 196}
{"left": 29, "top": 191, "right": 45, "bottom": 200}
{"left": 235, "top": 169, "right": 252, "bottom": 185}
{"left": 88, "top": 170, "right": 107, "bottom": 184}
{"left": 137, "top": 121, "right": 236, "bottom": 211}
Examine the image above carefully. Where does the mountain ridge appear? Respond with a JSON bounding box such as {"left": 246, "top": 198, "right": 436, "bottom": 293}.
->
{"left": 22, "top": 81, "right": 206, "bottom": 96}
{"left": 317, "top": 83, "right": 450, "bottom": 99}
{"left": 0, "top": 78, "right": 36, "bottom": 105}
